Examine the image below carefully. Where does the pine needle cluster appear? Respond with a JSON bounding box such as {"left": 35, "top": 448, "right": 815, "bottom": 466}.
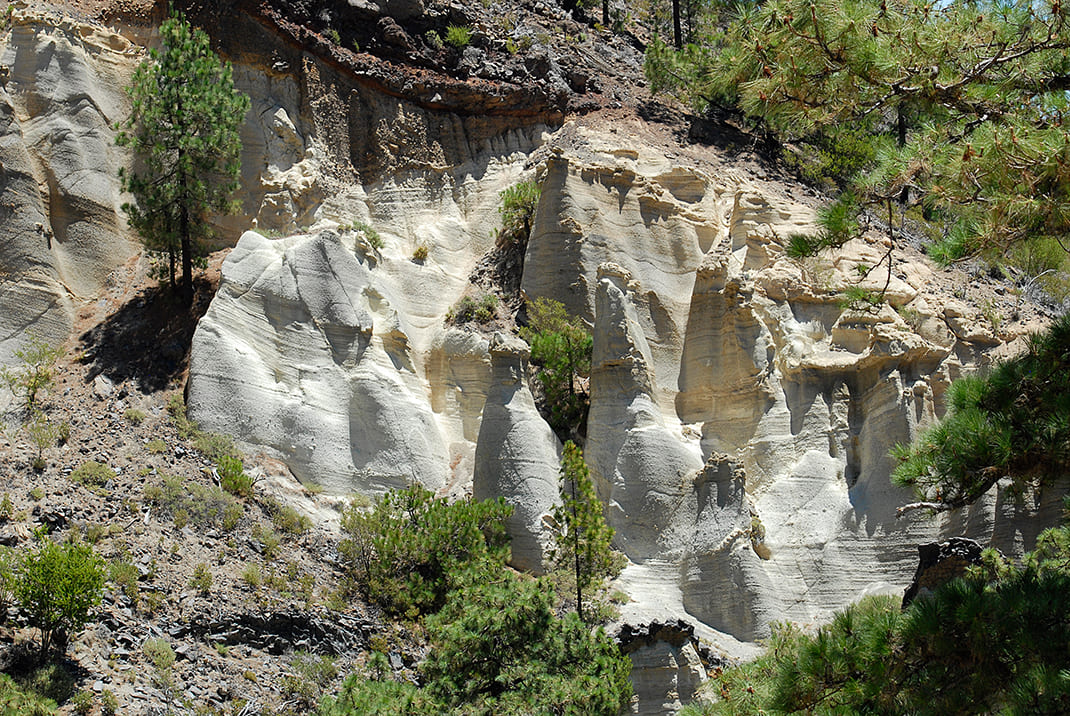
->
{"left": 892, "top": 313, "right": 1070, "bottom": 509}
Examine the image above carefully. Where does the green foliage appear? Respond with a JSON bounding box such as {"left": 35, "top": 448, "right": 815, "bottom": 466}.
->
{"left": 14, "top": 539, "right": 105, "bottom": 656}
{"left": 648, "top": 0, "right": 1070, "bottom": 282}
{"left": 143, "top": 474, "right": 238, "bottom": 530}
{"left": 520, "top": 298, "right": 593, "bottom": 439}
{"left": 425, "top": 30, "right": 444, "bottom": 51}
{"left": 116, "top": 12, "right": 250, "bottom": 303}
{"left": 0, "top": 337, "right": 61, "bottom": 414}
{"left": 422, "top": 577, "right": 632, "bottom": 715}
{"left": 24, "top": 413, "right": 61, "bottom": 472}
{"left": 338, "top": 485, "right": 512, "bottom": 618}
{"left": 495, "top": 180, "right": 540, "bottom": 250}
{"left": 109, "top": 559, "right": 140, "bottom": 602}
{"left": 123, "top": 408, "right": 146, "bottom": 426}
{"left": 892, "top": 314, "right": 1070, "bottom": 509}
{"left": 689, "top": 523, "right": 1070, "bottom": 715}
{"left": 320, "top": 575, "right": 632, "bottom": 716}
{"left": 340, "top": 220, "right": 383, "bottom": 250}
{"left": 551, "top": 441, "right": 623, "bottom": 622}
{"left": 217, "top": 455, "right": 254, "bottom": 497}
{"left": 411, "top": 243, "right": 429, "bottom": 262}
{"left": 444, "top": 25, "right": 471, "bottom": 48}
{"left": 446, "top": 293, "right": 499, "bottom": 324}
{"left": 283, "top": 652, "right": 338, "bottom": 712}
{"left": 0, "top": 672, "right": 58, "bottom": 716}
{"left": 190, "top": 563, "right": 212, "bottom": 595}
{"left": 69, "top": 461, "right": 113, "bottom": 487}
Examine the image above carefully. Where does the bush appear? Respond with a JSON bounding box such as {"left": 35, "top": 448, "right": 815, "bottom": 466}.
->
{"left": 338, "top": 485, "right": 512, "bottom": 618}
{"left": 218, "top": 455, "right": 254, "bottom": 498}
{"left": 1, "top": 337, "right": 62, "bottom": 414}
{"left": 444, "top": 25, "right": 471, "bottom": 48}
{"left": 446, "top": 293, "right": 499, "bottom": 325}
{"left": 520, "top": 297, "right": 592, "bottom": 439}
{"left": 190, "top": 563, "right": 212, "bottom": 595}
{"left": 892, "top": 314, "right": 1070, "bottom": 509}
{"left": 15, "top": 539, "right": 106, "bottom": 656}
{"left": 123, "top": 408, "right": 147, "bottom": 426}
{"left": 143, "top": 474, "right": 237, "bottom": 529}
{"left": 495, "top": 181, "right": 540, "bottom": 250}
{"left": 0, "top": 672, "right": 58, "bottom": 715}
{"left": 69, "top": 461, "right": 113, "bottom": 487}
{"left": 323, "top": 576, "right": 633, "bottom": 715}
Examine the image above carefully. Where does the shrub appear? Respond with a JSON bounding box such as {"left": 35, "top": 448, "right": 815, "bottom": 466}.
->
{"left": 445, "top": 25, "right": 471, "bottom": 48}
{"left": 0, "top": 672, "right": 57, "bottom": 715}
{"left": 15, "top": 539, "right": 106, "bottom": 656}
{"left": 323, "top": 576, "right": 633, "bottom": 715}
{"left": 123, "top": 408, "right": 147, "bottom": 426}
{"left": 520, "top": 297, "right": 592, "bottom": 439}
{"left": 412, "top": 244, "right": 429, "bottom": 262}
{"left": 339, "top": 485, "right": 512, "bottom": 618}
{"left": 143, "top": 474, "right": 237, "bottom": 529}
{"left": 425, "top": 30, "right": 444, "bottom": 50}
{"left": 282, "top": 652, "right": 338, "bottom": 711}
{"left": 495, "top": 180, "right": 540, "bottom": 250}
{"left": 0, "top": 337, "right": 62, "bottom": 414}
{"left": 70, "top": 461, "right": 113, "bottom": 487}
{"left": 190, "top": 563, "right": 212, "bottom": 595}
{"left": 340, "top": 220, "right": 383, "bottom": 250}
{"left": 218, "top": 455, "right": 254, "bottom": 497}
{"left": 446, "top": 293, "right": 499, "bottom": 325}
{"left": 146, "top": 438, "right": 168, "bottom": 454}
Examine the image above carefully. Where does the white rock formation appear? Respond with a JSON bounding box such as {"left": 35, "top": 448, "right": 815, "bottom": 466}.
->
{"left": 0, "top": 14, "right": 140, "bottom": 362}
{"left": 473, "top": 333, "right": 562, "bottom": 573}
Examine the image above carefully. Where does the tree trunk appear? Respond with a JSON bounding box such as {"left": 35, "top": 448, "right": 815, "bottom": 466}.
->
{"left": 168, "top": 247, "right": 176, "bottom": 288}
{"left": 180, "top": 203, "right": 193, "bottom": 306}
{"left": 572, "top": 476, "right": 583, "bottom": 621}
{"left": 603, "top": 0, "right": 608, "bottom": 26}
{"left": 673, "top": 0, "right": 682, "bottom": 48}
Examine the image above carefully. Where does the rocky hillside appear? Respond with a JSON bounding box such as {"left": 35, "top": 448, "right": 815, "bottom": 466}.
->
{"left": 0, "top": 0, "right": 1064, "bottom": 713}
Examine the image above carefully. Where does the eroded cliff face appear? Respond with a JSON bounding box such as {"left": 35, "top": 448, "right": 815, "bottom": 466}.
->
{"left": 2, "top": 5, "right": 1061, "bottom": 713}
{"left": 0, "top": 13, "right": 140, "bottom": 363}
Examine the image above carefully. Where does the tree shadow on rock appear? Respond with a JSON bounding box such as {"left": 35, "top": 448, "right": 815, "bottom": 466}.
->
{"left": 80, "top": 277, "right": 215, "bottom": 393}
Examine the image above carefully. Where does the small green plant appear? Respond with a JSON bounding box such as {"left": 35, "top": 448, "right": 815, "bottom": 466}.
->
{"left": 283, "top": 652, "right": 338, "bottom": 711}
{"left": 71, "top": 690, "right": 93, "bottom": 715}
{"left": 29, "top": 487, "right": 44, "bottom": 501}
{"left": 412, "top": 243, "right": 429, "bottom": 262}
{"left": 143, "top": 637, "right": 175, "bottom": 695}
{"left": 272, "top": 505, "right": 311, "bottom": 536}
{"left": 190, "top": 563, "right": 212, "bottom": 595}
{"left": 144, "top": 473, "right": 237, "bottom": 529}
{"left": 70, "top": 460, "right": 113, "bottom": 487}
{"left": 241, "top": 562, "right": 262, "bottom": 588}
{"left": 340, "top": 220, "right": 384, "bottom": 250}
{"left": 147, "top": 438, "right": 168, "bottom": 454}
{"left": 124, "top": 408, "right": 147, "bottom": 426}
{"left": 15, "top": 539, "right": 106, "bottom": 657}
{"left": 222, "top": 502, "right": 243, "bottom": 532}
{"left": 446, "top": 293, "right": 499, "bottom": 325}
{"left": 25, "top": 412, "right": 61, "bottom": 471}
{"left": 445, "top": 25, "right": 472, "bottom": 48}
{"left": 495, "top": 180, "right": 540, "bottom": 250}
{"left": 0, "top": 493, "right": 12, "bottom": 521}
{"left": 217, "top": 455, "right": 254, "bottom": 497}
{"left": 327, "top": 28, "right": 341, "bottom": 45}
{"left": 1, "top": 336, "right": 62, "bottom": 414}
{"left": 101, "top": 689, "right": 119, "bottom": 716}
{"left": 251, "top": 522, "right": 281, "bottom": 558}
{"left": 110, "top": 560, "right": 140, "bottom": 602}
{"left": 425, "top": 29, "right": 443, "bottom": 50}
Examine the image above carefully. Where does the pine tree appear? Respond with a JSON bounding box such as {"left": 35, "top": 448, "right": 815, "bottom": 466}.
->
{"left": 551, "top": 441, "right": 622, "bottom": 622}
{"left": 520, "top": 298, "right": 593, "bottom": 440}
{"left": 116, "top": 12, "right": 250, "bottom": 305}
{"left": 647, "top": 0, "right": 1070, "bottom": 264}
